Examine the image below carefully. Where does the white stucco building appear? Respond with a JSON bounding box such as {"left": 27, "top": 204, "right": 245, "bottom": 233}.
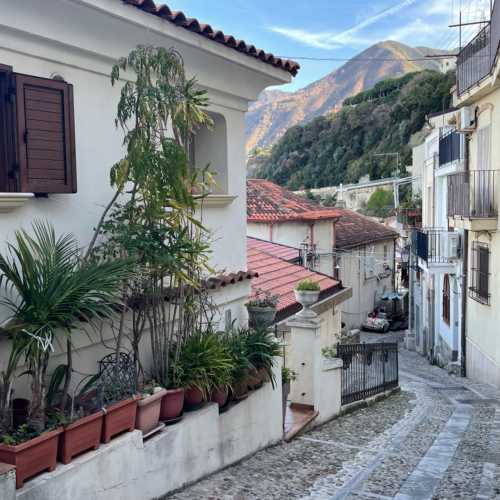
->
{"left": 0, "top": 0, "right": 298, "bottom": 400}
{"left": 410, "top": 111, "right": 465, "bottom": 372}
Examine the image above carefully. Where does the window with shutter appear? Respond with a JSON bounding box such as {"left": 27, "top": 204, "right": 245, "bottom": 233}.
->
{"left": 14, "top": 74, "right": 76, "bottom": 194}
{"left": 469, "top": 241, "right": 490, "bottom": 305}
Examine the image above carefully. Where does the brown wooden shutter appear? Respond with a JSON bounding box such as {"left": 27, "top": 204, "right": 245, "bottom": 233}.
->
{"left": 15, "top": 74, "right": 76, "bottom": 193}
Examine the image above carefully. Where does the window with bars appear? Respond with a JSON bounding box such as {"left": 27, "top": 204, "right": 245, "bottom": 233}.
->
{"left": 442, "top": 274, "right": 450, "bottom": 324}
{"left": 470, "top": 241, "right": 490, "bottom": 305}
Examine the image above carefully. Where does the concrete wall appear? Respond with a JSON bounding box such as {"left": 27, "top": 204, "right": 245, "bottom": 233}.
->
{"left": 0, "top": 464, "right": 15, "bottom": 500}
{"left": 16, "top": 365, "right": 283, "bottom": 500}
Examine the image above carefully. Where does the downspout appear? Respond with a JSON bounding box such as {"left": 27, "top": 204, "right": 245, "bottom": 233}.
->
{"left": 461, "top": 134, "right": 470, "bottom": 377}
{"left": 393, "top": 238, "right": 397, "bottom": 291}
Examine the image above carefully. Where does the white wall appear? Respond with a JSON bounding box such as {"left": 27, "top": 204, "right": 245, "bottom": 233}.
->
{"left": 17, "top": 369, "right": 283, "bottom": 500}
{"left": 0, "top": 0, "right": 291, "bottom": 395}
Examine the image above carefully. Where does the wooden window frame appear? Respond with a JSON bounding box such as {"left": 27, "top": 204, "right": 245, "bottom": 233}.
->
{"left": 469, "top": 241, "right": 490, "bottom": 305}
{"left": 442, "top": 274, "right": 450, "bottom": 325}
{"left": 0, "top": 64, "right": 16, "bottom": 192}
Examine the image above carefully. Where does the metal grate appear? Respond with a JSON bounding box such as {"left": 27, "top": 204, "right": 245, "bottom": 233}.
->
{"left": 337, "top": 343, "right": 399, "bottom": 405}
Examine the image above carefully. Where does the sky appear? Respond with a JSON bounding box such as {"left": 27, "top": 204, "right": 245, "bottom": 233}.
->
{"left": 169, "top": 0, "right": 491, "bottom": 91}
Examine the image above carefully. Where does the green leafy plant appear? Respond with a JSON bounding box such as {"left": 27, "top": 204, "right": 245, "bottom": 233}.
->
{"left": 281, "top": 367, "right": 297, "bottom": 385}
{"left": 295, "top": 279, "right": 321, "bottom": 292}
{"left": 224, "top": 330, "right": 254, "bottom": 387}
{"left": 178, "top": 331, "right": 234, "bottom": 399}
{"left": 321, "top": 345, "right": 338, "bottom": 359}
{"left": 0, "top": 221, "right": 131, "bottom": 432}
{"left": 242, "top": 327, "right": 281, "bottom": 388}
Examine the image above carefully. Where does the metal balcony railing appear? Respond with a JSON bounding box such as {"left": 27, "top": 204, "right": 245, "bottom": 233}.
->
{"left": 457, "top": 0, "right": 500, "bottom": 95}
{"left": 412, "top": 229, "right": 459, "bottom": 264}
{"left": 439, "top": 131, "right": 463, "bottom": 166}
{"left": 447, "top": 170, "right": 498, "bottom": 218}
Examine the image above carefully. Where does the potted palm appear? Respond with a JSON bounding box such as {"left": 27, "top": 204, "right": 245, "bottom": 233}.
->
{"left": 245, "top": 289, "right": 279, "bottom": 328}
{"left": 243, "top": 327, "right": 282, "bottom": 388}
{"left": 179, "top": 332, "right": 234, "bottom": 411}
{"left": 0, "top": 222, "right": 131, "bottom": 483}
{"left": 294, "top": 279, "right": 321, "bottom": 318}
{"left": 225, "top": 329, "right": 253, "bottom": 400}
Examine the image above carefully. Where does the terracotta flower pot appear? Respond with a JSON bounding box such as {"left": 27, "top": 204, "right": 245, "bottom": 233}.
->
{"left": 210, "top": 386, "right": 229, "bottom": 407}
{"left": 159, "top": 388, "right": 184, "bottom": 421}
{"left": 258, "top": 366, "right": 271, "bottom": 383}
{"left": 135, "top": 389, "right": 167, "bottom": 434}
{"left": 102, "top": 397, "right": 138, "bottom": 444}
{"left": 59, "top": 410, "right": 103, "bottom": 464}
{"left": 233, "top": 380, "right": 248, "bottom": 400}
{"left": 184, "top": 386, "right": 204, "bottom": 410}
{"left": 0, "top": 427, "right": 62, "bottom": 489}
{"left": 246, "top": 369, "right": 262, "bottom": 390}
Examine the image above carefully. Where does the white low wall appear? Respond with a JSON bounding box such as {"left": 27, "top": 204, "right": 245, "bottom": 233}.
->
{"left": 314, "top": 357, "right": 342, "bottom": 426}
{"left": 16, "top": 369, "right": 283, "bottom": 500}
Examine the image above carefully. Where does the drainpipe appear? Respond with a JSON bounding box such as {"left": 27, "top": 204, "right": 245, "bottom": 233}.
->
{"left": 393, "top": 238, "right": 397, "bottom": 291}
{"left": 461, "top": 134, "right": 470, "bottom": 377}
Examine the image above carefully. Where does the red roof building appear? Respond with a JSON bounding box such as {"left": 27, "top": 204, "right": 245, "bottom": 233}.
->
{"left": 122, "top": 1, "right": 299, "bottom": 76}
{"left": 247, "top": 239, "right": 344, "bottom": 322}
{"left": 247, "top": 179, "right": 398, "bottom": 248}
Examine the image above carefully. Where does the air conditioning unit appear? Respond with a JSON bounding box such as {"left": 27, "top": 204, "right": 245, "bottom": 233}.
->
{"left": 456, "top": 106, "right": 476, "bottom": 132}
{"left": 446, "top": 232, "right": 461, "bottom": 260}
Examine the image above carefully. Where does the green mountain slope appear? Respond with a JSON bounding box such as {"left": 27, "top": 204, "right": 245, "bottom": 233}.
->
{"left": 245, "top": 41, "right": 452, "bottom": 153}
{"left": 254, "top": 70, "right": 455, "bottom": 189}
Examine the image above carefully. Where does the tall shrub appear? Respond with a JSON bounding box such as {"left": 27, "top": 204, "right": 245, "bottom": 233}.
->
{"left": 87, "top": 46, "right": 214, "bottom": 389}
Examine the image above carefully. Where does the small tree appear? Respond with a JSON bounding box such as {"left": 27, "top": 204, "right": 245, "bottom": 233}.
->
{"left": 366, "top": 188, "right": 394, "bottom": 218}
{"left": 87, "top": 46, "right": 215, "bottom": 389}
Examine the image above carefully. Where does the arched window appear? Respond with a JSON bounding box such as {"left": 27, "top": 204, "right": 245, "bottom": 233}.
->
{"left": 443, "top": 274, "right": 450, "bottom": 325}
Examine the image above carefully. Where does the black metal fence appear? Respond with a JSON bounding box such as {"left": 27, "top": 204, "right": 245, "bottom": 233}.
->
{"left": 447, "top": 170, "right": 497, "bottom": 218}
{"left": 412, "top": 228, "right": 454, "bottom": 264}
{"left": 457, "top": 0, "right": 500, "bottom": 95}
{"left": 337, "top": 343, "right": 399, "bottom": 405}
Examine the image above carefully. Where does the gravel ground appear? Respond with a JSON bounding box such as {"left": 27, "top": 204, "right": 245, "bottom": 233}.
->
{"left": 162, "top": 333, "right": 500, "bottom": 500}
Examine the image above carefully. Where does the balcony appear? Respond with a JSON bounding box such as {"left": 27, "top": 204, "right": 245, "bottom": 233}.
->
{"left": 412, "top": 229, "right": 461, "bottom": 271}
{"left": 456, "top": 1, "right": 500, "bottom": 96}
{"left": 447, "top": 170, "right": 498, "bottom": 231}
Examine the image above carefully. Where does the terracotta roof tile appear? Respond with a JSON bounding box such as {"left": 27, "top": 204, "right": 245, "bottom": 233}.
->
{"left": 247, "top": 239, "right": 342, "bottom": 322}
{"left": 122, "top": 1, "right": 299, "bottom": 76}
{"left": 247, "top": 179, "right": 398, "bottom": 247}
{"left": 203, "top": 270, "right": 258, "bottom": 291}
{"left": 247, "top": 237, "right": 300, "bottom": 262}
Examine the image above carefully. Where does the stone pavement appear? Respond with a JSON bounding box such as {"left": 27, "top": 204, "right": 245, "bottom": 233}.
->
{"left": 164, "top": 333, "right": 500, "bottom": 500}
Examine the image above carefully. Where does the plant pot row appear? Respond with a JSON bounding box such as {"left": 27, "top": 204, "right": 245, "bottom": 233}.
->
{"left": 0, "top": 396, "right": 138, "bottom": 489}
{"left": 1, "top": 373, "right": 271, "bottom": 490}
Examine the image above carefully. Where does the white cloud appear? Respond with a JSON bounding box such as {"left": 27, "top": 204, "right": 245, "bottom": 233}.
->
{"left": 270, "top": 0, "right": 417, "bottom": 50}
{"left": 388, "top": 18, "right": 440, "bottom": 44}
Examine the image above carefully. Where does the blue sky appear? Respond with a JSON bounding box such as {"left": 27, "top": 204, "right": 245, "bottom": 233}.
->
{"left": 171, "top": 0, "right": 491, "bottom": 91}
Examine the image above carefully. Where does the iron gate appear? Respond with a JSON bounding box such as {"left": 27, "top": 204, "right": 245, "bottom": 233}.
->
{"left": 337, "top": 343, "right": 399, "bottom": 405}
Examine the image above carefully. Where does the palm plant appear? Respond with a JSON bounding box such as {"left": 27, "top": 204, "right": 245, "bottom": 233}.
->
{"left": 224, "top": 330, "right": 254, "bottom": 395}
{"left": 0, "top": 221, "right": 132, "bottom": 432}
{"left": 242, "top": 327, "right": 281, "bottom": 388}
{"left": 178, "top": 331, "right": 234, "bottom": 400}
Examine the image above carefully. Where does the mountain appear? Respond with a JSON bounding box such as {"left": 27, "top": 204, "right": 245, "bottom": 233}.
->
{"left": 254, "top": 70, "right": 455, "bottom": 190}
{"left": 245, "top": 41, "right": 450, "bottom": 153}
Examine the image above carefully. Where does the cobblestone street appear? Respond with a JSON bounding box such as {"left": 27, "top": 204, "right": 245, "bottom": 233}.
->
{"left": 165, "top": 333, "right": 500, "bottom": 500}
